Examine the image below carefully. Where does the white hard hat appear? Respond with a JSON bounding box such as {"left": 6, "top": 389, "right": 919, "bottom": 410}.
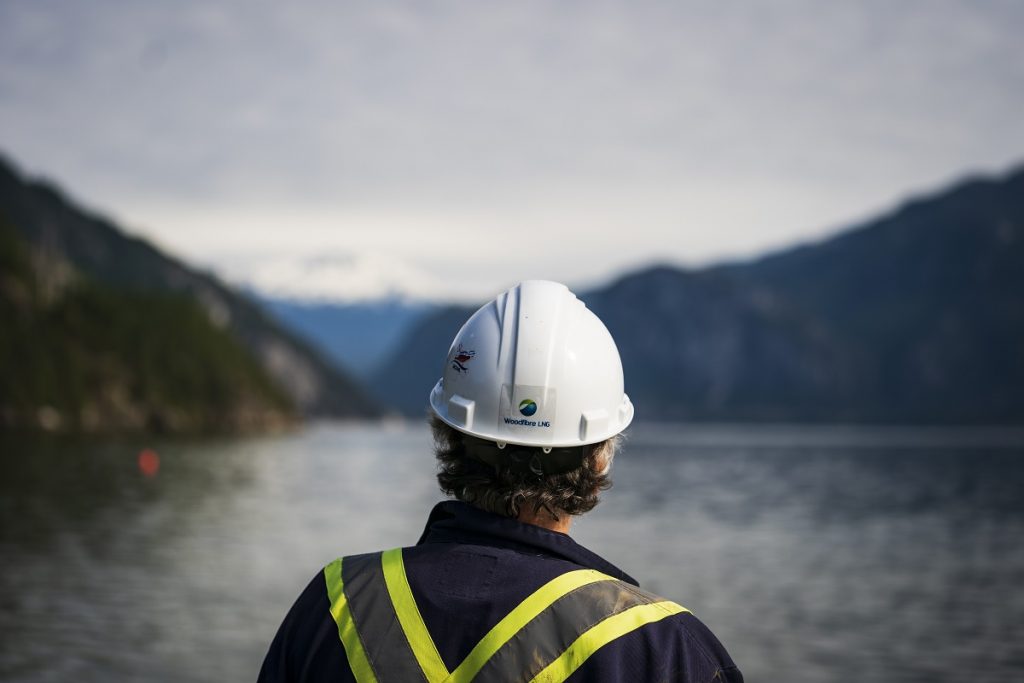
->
{"left": 429, "top": 280, "right": 634, "bottom": 448}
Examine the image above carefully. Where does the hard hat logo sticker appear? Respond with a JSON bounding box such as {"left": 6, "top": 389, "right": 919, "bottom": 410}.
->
{"left": 451, "top": 344, "right": 476, "bottom": 374}
{"left": 505, "top": 395, "right": 550, "bottom": 428}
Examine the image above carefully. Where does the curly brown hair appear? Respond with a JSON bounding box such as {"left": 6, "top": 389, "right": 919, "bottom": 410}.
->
{"left": 432, "top": 415, "right": 618, "bottom": 520}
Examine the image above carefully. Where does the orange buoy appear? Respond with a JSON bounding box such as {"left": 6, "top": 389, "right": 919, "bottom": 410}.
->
{"left": 138, "top": 448, "right": 160, "bottom": 477}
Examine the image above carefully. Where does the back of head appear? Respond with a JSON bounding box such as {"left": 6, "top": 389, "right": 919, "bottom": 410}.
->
{"left": 428, "top": 280, "right": 633, "bottom": 521}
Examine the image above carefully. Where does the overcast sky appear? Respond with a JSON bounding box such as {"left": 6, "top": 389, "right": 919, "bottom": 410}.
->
{"left": 2, "top": 1, "right": 1022, "bottom": 301}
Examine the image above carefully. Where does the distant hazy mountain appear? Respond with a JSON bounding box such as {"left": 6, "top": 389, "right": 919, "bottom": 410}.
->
{"left": 0, "top": 155, "right": 381, "bottom": 423}
{"left": 257, "top": 297, "right": 435, "bottom": 379}
{"left": 368, "top": 305, "right": 479, "bottom": 415}
{"left": 375, "top": 165, "right": 1024, "bottom": 424}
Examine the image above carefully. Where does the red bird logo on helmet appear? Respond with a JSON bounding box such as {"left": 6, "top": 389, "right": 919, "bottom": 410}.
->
{"left": 451, "top": 344, "right": 476, "bottom": 373}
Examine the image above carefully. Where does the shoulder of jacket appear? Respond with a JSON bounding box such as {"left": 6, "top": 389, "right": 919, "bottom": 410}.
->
{"left": 605, "top": 587, "right": 733, "bottom": 675}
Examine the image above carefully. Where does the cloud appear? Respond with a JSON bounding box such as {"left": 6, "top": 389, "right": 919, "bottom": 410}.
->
{"left": 221, "top": 251, "right": 452, "bottom": 303}
{"left": 2, "top": 1, "right": 1023, "bottom": 300}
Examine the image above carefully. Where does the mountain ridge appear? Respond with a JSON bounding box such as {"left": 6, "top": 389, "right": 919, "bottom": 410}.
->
{"left": 0, "top": 219, "right": 295, "bottom": 433}
{"left": 0, "top": 154, "right": 382, "bottom": 424}
{"left": 372, "top": 163, "right": 1024, "bottom": 423}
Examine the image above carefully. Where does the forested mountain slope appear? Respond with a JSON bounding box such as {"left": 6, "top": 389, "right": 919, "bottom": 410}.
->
{"left": 0, "top": 156, "right": 381, "bottom": 428}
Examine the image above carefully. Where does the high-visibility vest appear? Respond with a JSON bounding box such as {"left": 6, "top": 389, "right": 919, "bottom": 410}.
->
{"left": 324, "top": 548, "right": 690, "bottom": 683}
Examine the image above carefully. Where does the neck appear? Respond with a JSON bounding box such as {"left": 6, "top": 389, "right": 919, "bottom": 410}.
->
{"left": 517, "top": 507, "right": 572, "bottom": 534}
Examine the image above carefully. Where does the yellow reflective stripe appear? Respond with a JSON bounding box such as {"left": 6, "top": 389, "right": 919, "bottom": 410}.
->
{"left": 529, "top": 600, "right": 688, "bottom": 683}
{"left": 324, "top": 559, "right": 378, "bottom": 683}
{"left": 446, "top": 569, "right": 615, "bottom": 683}
{"left": 381, "top": 548, "right": 451, "bottom": 683}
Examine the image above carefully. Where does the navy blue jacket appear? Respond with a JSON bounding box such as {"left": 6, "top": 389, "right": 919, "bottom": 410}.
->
{"left": 259, "top": 501, "right": 743, "bottom": 682}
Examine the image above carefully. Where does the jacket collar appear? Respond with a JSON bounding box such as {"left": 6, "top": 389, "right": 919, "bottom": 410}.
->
{"left": 416, "top": 500, "right": 638, "bottom": 586}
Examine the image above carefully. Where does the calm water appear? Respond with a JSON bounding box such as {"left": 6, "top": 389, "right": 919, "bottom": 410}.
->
{"left": 2, "top": 422, "right": 1023, "bottom": 682}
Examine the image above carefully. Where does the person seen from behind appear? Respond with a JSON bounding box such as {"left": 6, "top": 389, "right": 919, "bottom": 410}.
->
{"left": 260, "top": 279, "right": 743, "bottom": 682}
